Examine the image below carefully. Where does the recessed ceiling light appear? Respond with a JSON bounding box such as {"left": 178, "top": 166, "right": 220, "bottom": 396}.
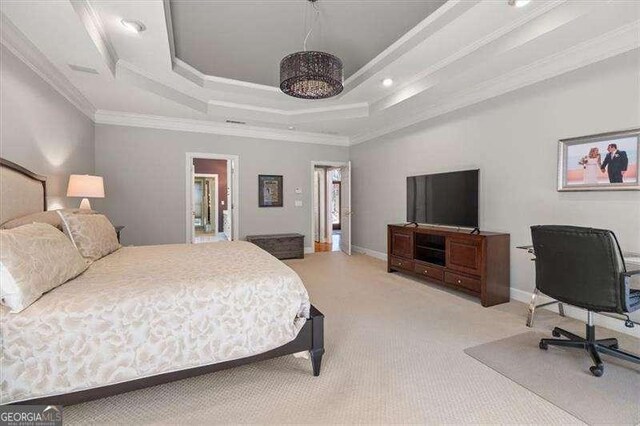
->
{"left": 288, "top": 126, "right": 295, "bottom": 130}
{"left": 382, "top": 78, "right": 394, "bottom": 87}
{"left": 508, "top": 0, "right": 531, "bottom": 7}
{"left": 121, "top": 19, "right": 146, "bottom": 33}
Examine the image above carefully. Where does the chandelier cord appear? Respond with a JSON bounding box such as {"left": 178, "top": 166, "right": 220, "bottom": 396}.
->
{"left": 303, "top": 1, "right": 320, "bottom": 51}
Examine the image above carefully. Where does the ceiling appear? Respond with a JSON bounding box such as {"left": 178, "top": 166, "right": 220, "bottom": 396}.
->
{"left": 1, "top": 0, "right": 638, "bottom": 146}
{"left": 170, "top": 0, "right": 446, "bottom": 87}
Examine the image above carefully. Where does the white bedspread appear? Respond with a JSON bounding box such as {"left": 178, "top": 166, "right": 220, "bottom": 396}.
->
{"left": 1, "top": 241, "right": 310, "bottom": 403}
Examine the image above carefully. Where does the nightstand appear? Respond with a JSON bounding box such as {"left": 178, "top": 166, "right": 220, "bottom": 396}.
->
{"left": 115, "top": 225, "right": 125, "bottom": 243}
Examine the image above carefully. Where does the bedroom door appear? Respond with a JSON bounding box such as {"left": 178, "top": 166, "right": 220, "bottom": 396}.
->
{"left": 339, "top": 161, "right": 351, "bottom": 255}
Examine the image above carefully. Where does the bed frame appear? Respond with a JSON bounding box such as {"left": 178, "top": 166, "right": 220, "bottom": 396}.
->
{"left": 1, "top": 157, "right": 325, "bottom": 406}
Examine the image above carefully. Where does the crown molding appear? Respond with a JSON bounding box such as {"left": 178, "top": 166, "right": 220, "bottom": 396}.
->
{"left": 94, "top": 110, "right": 351, "bottom": 146}
{"left": 0, "top": 11, "right": 95, "bottom": 119}
{"left": 351, "top": 21, "right": 640, "bottom": 145}
{"left": 122, "top": 60, "right": 369, "bottom": 124}
{"left": 70, "top": 0, "right": 118, "bottom": 76}
{"left": 343, "top": 0, "right": 482, "bottom": 95}
{"left": 117, "top": 60, "right": 209, "bottom": 113}
{"left": 370, "top": 0, "right": 568, "bottom": 112}
{"left": 173, "top": 57, "right": 280, "bottom": 95}
{"left": 163, "top": 0, "right": 480, "bottom": 99}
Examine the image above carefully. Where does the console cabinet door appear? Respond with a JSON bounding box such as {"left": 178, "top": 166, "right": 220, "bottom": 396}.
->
{"left": 390, "top": 229, "right": 413, "bottom": 259}
{"left": 446, "top": 238, "right": 482, "bottom": 276}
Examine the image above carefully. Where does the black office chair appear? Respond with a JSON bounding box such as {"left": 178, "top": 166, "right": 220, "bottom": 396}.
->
{"left": 531, "top": 225, "right": 640, "bottom": 377}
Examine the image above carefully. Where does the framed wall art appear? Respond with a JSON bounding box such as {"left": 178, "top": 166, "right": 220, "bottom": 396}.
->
{"left": 258, "top": 175, "right": 283, "bottom": 207}
{"left": 558, "top": 128, "right": 639, "bottom": 191}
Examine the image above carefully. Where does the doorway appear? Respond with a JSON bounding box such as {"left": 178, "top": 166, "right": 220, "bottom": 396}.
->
{"left": 193, "top": 174, "right": 219, "bottom": 243}
{"left": 311, "top": 161, "right": 351, "bottom": 254}
{"left": 186, "top": 153, "right": 239, "bottom": 244}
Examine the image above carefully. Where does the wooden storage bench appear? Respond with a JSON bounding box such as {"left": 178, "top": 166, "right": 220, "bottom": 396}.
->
{"left": 246, "top": 233, "right": 304, "bottom": 260}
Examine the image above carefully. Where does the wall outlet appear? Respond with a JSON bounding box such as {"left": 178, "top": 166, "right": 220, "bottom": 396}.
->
{"left": 294, "top": 200, "right": 303, "bottom": 207}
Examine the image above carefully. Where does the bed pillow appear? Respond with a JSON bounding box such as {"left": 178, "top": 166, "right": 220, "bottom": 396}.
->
{"left": 58, "top": 211, "right": 120, "bottom": 261}
{"left": 0, "top": 208, "right": 96, "bottom": 230}
{"left": 0, "top": 223, "right": 88, "bottom": 313}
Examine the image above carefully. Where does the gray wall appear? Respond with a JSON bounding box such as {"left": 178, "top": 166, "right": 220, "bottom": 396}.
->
{"left": 94, "top": 125, "right": 348, "bottom": 246}
{"left": 349, "top": 50, "right": 640, "bottom": 295}
{"left": 0, "top": 45, "right": 94, "bottom": 209}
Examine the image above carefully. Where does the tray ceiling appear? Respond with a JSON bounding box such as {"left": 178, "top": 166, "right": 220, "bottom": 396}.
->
{"left": 170, "top": 0, "right": 447, "bottom": 87}
{"left": 1, "top": 0, "right": 638, "bottom": 146}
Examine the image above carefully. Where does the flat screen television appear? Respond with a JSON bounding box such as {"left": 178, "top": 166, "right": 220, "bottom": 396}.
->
{"left": 406, "top": 169, "right": 479, "bottom": 228}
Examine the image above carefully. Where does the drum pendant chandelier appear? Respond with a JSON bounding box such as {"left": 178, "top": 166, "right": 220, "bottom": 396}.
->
{"left": 280, "top": 0, "right": 343, "bottom": 99}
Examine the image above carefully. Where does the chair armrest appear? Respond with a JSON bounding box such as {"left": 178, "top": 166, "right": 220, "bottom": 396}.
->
{"left": 623, "top": 269, "right": 640, "bottom": 278}
{"left": 621, "top": 270, "right": 640, "bottom": 312}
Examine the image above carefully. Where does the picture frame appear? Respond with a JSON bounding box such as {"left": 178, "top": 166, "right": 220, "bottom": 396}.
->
{"left": 557, "top": 128, "right": 639, "bottom": 191}
{"left": 258, "top": 174, "right": 283, "bottom": 207}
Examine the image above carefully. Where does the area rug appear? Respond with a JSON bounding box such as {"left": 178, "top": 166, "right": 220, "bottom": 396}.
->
{"left": 464, "top": 331, "right": 640, "bottom": 425}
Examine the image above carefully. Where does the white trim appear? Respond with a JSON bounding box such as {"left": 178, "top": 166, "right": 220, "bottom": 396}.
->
{"left": 117, "top": 61, "right": 208, "bottom": 113}
{"left": 351, "top": 246, "right": 639, "bottom": 337}
{"left": 304, "top": 246, "right": 314, "bottom": 254}
{"left": 186, "top": 153, "right": 239, "bottom": 244}
{"left": 369, "top": 0, "right": 568, "bottom": 110}
{"left": 510, "top": 288, "right": 640, "bottom": 337}
{"left": 162, "top": 0, "right": 176, "bottom": 60}
{"left": 172, "top": 57, "right": 280, "bottom": 94}
{"left": 0, "top": 12, "right": 95, "bottom": 119}
{"left": 94, "top": 110, "right": 350, "bottom": 146}
{"left": 164, "top": 0, "right": 479, "bottom": 98}
{"left": 193, "top": 173, "right": 219, "bottom": 237}
{"left": 343, "top": 0, "right": 481, "bottom": 92}
{"left": 309, "top": 161, "right": 348, "bottom": 254}
{"left": 206, "top": 98, "right": 369, "bottom": 118}
{"left": 69, "top": 0, "right": 118, "bottom": 76}
{"left": 153, "top": 60, "right": 370, "bottom": 122}
{"left": 351, "top": 20, "right": 640, "bottom": 145}
{"left": 352, "top": 245, "right": 388, "bottom": 261}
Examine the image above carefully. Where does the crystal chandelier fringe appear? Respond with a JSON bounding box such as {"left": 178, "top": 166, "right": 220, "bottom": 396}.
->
{"left": 279, "top": 0, "right": 343, "bottom": 99}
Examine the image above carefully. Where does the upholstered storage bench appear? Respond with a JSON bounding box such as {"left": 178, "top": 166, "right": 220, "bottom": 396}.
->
{"left": 246, "top": 233, "right": 304, "bottom": 260}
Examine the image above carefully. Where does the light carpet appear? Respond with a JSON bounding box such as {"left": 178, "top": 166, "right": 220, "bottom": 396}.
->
{"left": 64, "top": 252, "right": 638, "bottom": 424}
{"left": 465, "top": 331, "right": 640, "bottom": 425}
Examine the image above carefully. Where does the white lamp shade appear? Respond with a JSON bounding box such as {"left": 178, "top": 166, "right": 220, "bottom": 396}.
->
{"left": 67, "top": 175, "right": 105, "bottom": 198}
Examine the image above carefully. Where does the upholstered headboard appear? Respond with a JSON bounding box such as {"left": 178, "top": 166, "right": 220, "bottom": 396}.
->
{"left": 0, "top": 158, "right": 46, "bottom": 225}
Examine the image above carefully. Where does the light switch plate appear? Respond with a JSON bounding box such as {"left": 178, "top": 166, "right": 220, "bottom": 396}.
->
{"left": 294, "top": 200, "right": 303, "bottom": 207}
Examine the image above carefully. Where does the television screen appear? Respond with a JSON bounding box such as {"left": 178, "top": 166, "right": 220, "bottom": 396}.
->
{"left": 406, "top": 169, "right": 479, "bottom": 227}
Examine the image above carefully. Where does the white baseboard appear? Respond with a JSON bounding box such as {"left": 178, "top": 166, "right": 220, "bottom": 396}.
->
{"left": 304, "top": 246, "right": 313, "bottom": 254}
{"left": 352, "top": 245, "right": 388, "bottom": 261}
{"left": 511, "top": 288, "right": 639, "bottom": 337}
{"left": 350, "top": 245, "right": 638, "bottom": 337}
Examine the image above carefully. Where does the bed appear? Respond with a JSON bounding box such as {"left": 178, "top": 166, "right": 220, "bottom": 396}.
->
{"left": 0, "top": 158, "right": 324, "bottom": 406}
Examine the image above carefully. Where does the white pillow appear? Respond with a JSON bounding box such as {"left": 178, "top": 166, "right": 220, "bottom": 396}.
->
{"left": 0, "top": 223, "right": 88, "bottom": 312}
{"left": 0, "top": 208, "right": 96, "bottom": 230}
{"left": 58, "top": 211, "right": 120, "bottom": 261}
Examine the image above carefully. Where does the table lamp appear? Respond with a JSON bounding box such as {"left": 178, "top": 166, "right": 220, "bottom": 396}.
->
{"left": 67, "top": 174, "right": 104, "bottom": 210}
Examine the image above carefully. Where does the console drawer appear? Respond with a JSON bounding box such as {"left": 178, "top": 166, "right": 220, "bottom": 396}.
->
{"left": 444, "top": 271, "right": 480, "bottom": 293}
{"left": 414, "top": 263, "right": 444, "bottom": 281}
{"left": 390, "top": 256, "right": 414, "bottom": 271}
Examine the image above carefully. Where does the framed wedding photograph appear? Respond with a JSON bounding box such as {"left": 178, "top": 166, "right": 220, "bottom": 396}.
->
{"left": 557, "top": 128, "right": 640, "bottom": 191}
{"left": 258, "top": 174, "right": 283, "bottom": 207}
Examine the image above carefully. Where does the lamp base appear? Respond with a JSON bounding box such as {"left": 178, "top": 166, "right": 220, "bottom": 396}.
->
{"left": 79, "top": 198, "right": 92, "bottom": 210}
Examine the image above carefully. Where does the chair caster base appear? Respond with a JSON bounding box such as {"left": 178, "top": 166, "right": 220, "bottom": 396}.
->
{"left": 589, "top": 365, "right": 604, "bottom": 377}
{"left": 539, "top": 341, "right": 548, "bottom": 350}
{"left": 552, "top": 329, "right": 561, "bottom": 338}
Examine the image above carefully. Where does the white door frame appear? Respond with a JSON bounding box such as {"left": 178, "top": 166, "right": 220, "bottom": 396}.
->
{"left": 186, "top": 153, "right": 240, "bottom": 243}
{"left": 310, "top": 160, "right": 348, "bottom": 253}
{"left": 194, "top": 173, "right": 219, "bottom": 236}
